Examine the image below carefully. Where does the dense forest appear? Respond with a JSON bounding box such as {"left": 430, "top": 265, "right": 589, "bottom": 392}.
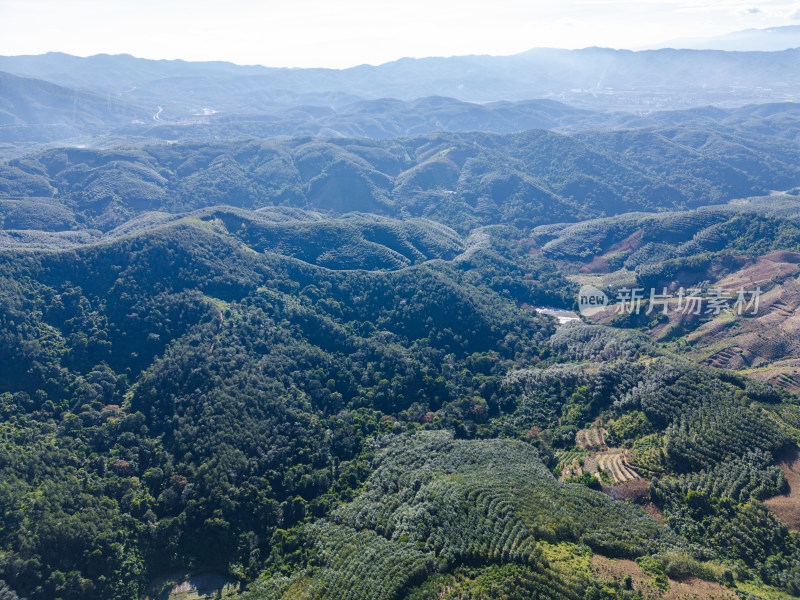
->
{"left": 2, "top": 65, "right": 800, "bottom": 599}
{"left": 0, "top": 207, "right": 799, "bottom": 599}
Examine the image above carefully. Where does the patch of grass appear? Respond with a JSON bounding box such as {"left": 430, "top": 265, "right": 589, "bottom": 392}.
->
{"left": 735, "top": 580, "right": 799, "bottom": 600}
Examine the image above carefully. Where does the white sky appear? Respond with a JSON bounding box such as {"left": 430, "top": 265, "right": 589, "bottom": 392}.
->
{"left": 0, "top": 0, "right": 799, "bottom": 68}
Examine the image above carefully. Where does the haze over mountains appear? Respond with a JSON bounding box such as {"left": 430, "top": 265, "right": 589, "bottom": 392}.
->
{"left": 2, "top": 43, "right": 800, "bottom": 156}
{"left": 656, "top": 24, "right": 800, "bottom": 52}
{"left": 3, "top": 46, "right": 800, "bottom": 109}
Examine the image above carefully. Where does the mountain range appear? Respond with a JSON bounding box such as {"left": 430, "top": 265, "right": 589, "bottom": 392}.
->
{"left": 2, "top": 46, "right": 800, "bottom": 114}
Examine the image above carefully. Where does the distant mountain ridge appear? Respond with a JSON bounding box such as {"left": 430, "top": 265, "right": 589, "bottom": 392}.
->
{"left": 655, "top": 25, "right": 800, "bottom": 52}
{"left": 3, "top": 47, "right": 800, "bottom": 154}
{"left": 1, "top": 47, "right": 799, "bottom": 113}
{"left": 5, "top": 63, "right": 800, "bottom": 156}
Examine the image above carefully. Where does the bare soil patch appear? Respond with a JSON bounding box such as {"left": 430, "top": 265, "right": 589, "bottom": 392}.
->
{"left": 765, "top": 445, "right": 800, "bottom": 531}
{"left": 607, "top": 229, "right": 644, "bottom": 254}
{"left": 641, "top": 501, "right": 666, "bottom": 525}
{"left": 578, "top": 255, "right": 611, "bottom": 274}
{"left": 605, "top": 478, "right": 650, "bottom": 502}
{"left": 591, "top": 556, "right": 737, "bottom": 599}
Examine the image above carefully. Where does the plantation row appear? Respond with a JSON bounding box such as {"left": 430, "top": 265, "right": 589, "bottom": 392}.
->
{"left": 236, "top": 433, "right": 684, "bottom": 600}
{"left": 664, "top": 403, "right": 787, "bottom": 471}
{"left": 651, "top": 450, "right": 786, "bottom": 506}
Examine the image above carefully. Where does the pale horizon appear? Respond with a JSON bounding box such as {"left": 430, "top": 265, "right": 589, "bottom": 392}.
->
{"left": 1, "top": 0, "right": 800, "bottom": 69}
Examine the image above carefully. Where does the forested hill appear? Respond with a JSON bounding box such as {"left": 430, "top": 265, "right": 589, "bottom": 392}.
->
{"left": 2, "top": 193, "right": 800, "bottom": 598}
{"left": 3, "top": 114, "right": 800, "bottom": 234}
{"left": 0, "top": 220, "right": 572, "bottom": 599}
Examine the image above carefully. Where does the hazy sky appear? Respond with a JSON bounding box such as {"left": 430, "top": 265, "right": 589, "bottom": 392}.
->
{"left": 1, "top": 0, "right": 799, "bottom": 68}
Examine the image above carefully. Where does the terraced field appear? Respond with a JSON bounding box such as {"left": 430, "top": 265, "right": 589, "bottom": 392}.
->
{"left": 701, "top": 346, "right": 744, "bottom": 369}
{"left": 770, "top": 370, "right": 800, "bottom": 394}
{"left": 676, "top": 260, "right": 800, "bottom": 370}
{"left": 581, "top": 251, "right": 800, "bottom": 383}
{"left": 560, "top": 449, "right": 641, "bottom": 485}
{"left": 596, "top": 450, "right": 641, "bottom": 485}
{"left": 576, "top": 425, "right": 607, "bottom": 450}
{"left": 561, "top": 428, "right": 642, "bottom": 485}
{"left": 556, "top": 449, "right": 586, "bottom": 476}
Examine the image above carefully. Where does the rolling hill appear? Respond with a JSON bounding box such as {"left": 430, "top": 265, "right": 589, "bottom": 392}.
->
{"left": 0, "top": 70, "right": 150, "bottom": 143}
{"left": 1, "top": 206, "right": 799, "bottom": 599}
{"left": 2, "top": 115, "right": 800, "bottom": 234}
